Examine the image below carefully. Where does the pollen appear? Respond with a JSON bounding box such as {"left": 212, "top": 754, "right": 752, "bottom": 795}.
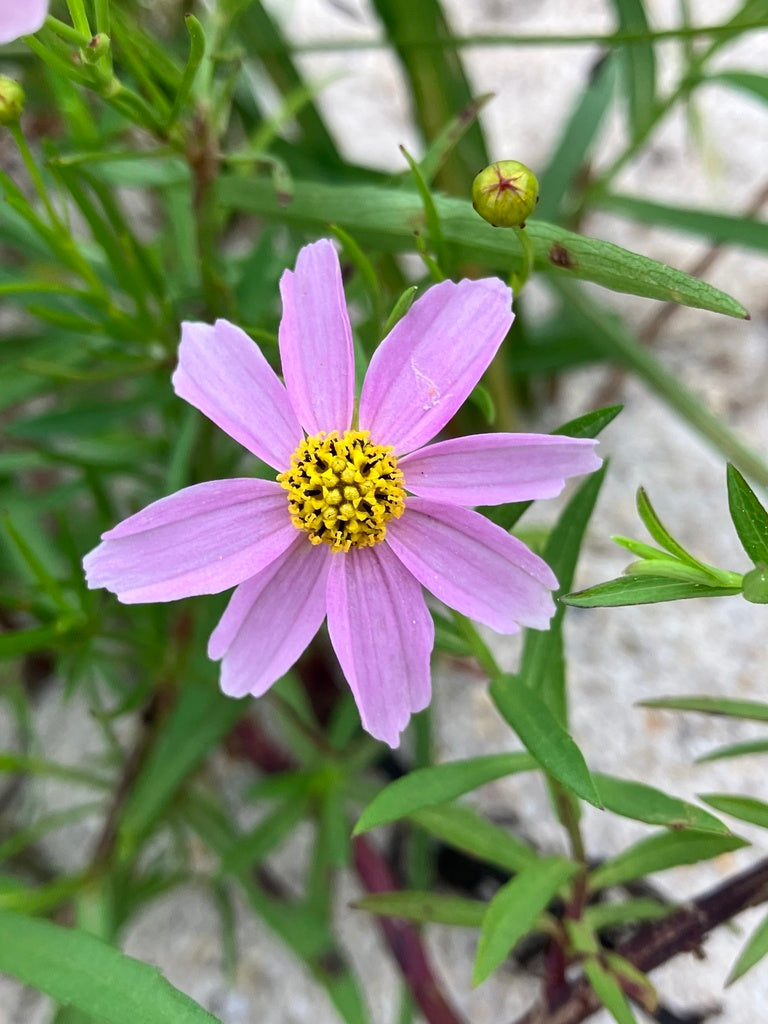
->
{"left": 277, "top": 430, "right": 406, "bottom": 552}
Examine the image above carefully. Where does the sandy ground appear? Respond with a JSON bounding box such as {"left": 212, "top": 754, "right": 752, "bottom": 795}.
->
{"left": 3, "top": 0, "right": 768, "bottom": 1022}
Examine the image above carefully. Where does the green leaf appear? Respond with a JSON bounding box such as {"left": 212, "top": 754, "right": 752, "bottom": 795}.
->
{"left": 0, "top": 908, "right": 221, "bottom": 1024}
{"left": 697, "top": 738, "right": 768, "bottom": 764}
{"left": 595, "top": 192, "right": 768, "bottom": 253}
{"left": 727, "top": 909, "right": 768, "bottom": 984}
{"left": 183, "top": 794, "right": 369, "bottom": 1024}
{"left": 355, "top": 891, "right": 486, "bottom": 928}
{"left": 594, "top": 773, "right": 731, "bottom": 834}
{"left": 701, "top": 793, "right": 768, "bottom": 830}
{"left": 370, "top": 0, "right": 487, "bottom": 194}
{"left": 409, "top": 803, "right": 536, "bottom": 874}
{"left": 473, "top": 857, "right": 578, "bottom": 985}
{"left": 582, "top": 956, "right": 638, "bottom": 1024}
{"left": 589, "top": 829, "right": 747, "bottom": 890}
{"left": 489, "top": 675, "right": 602, "bottom": 807}
{"left": 0, "top": 752, "right": 110, "bottom": 789}
{"left": 515, "top": 462, "right": 609, "bottom": 725}
{"left": 611, "top": 535, "right": 669, "bottom": 561}
{"left": 353, "top": 753, "right": 536, "bottom": 834}
{"left": 564, "top": 575, "right": 741, "bottom": 607}
{"left": 117, "top": 682, "right": 245, "bottom": 859}
{"left": 537, "top": 55, "right": 617, "bottom": 221}
{"left": 612, "top": 0, "right": 656, "bottom": 140}
{"left": 710, "top": 70, "right": 768, "bottom": 107}
{"left": 635, "top": 488, "right": 705, "bottom": 567}
{"left": 220, "top": 796, "right": 311, "bottom": 875}
{"left": 216, "top": 177, "right": 748, "bottom": 317}
{"left": 727, "top": 464, "right": 768, "bottom": 566}
{"left": 639, "top": 695, "right": 768, "bottom": 723}
{"left": 230, "top": 1, "right": 342, "bottom": 165}
{"left": 583, "top": 898, "right": 672, "bottom": 931}
{"left": 623, "top": 558, "right": 725, "bottom": 586}
{"left": 418, "top": 93, "right": 493, "bottom": 187}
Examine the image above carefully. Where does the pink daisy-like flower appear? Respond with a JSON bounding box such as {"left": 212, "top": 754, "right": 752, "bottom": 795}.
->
{"left": 84, "top": 240, "right": 601, "bottom": 746}
{"left": 0, "top": 0, "right": 48, "bottom": 45}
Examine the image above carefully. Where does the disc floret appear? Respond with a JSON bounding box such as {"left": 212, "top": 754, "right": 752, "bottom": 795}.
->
{"left": 278, "top": 430, "right": 405, "bottom": 552}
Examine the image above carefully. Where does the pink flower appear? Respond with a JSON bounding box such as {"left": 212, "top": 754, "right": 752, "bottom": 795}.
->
{"left": 0, "top": 0, "right": 48, "bottom": 44}
{"left": 84, "top": 241, "right": 600, "bottom": 746}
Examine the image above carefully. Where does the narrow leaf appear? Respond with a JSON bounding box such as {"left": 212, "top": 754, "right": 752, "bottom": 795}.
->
{"left": 490, "top": 675, "right": 602, "bottom": 807}
{"left": 410, "top": 803, "right": 536, "bottom": 874}
{"left": 355, "top": 891, "right": 486, "bottom": 928}
{"left": 537, "top": 55, "right": 617, "bottom": 221}
{"left": 639, "top": 695, "right": 768, "bottom": 722}
{"left": 727, "top": 910, "right": 768, "bottom": 984}
{"left": 727, "top": 463, "right": 768, "bottom": 566}
{"left": 0, "top": 908, "right": 221, "bottom": 1024}
{"left": 217, "top": 178, "right": 748, "bottom": 317}
{"left": 564, "top": 575, "right": 741, "bottom": 607}
{"left": 612, "top": 0, "right": 656, "bottom": 139}
{"left": 701, "top": 793, "right": 768, "bottom": 830}
{"left": 596, "top": 192, "right": 768, "bottom": 253}
{"left": 117, "top": 682, "right": 245, "bottom": 858}
{"left": 594, "top": 773, "right": 730, "bottom": 834}
{"left": 589, "top": 829, "right": 747, "bottom": 890}
{"left": 582, "top": 956, "right": 638, "bottom": 1024}
{"left": 697, "top": 739, "right": 768, "bottom": 764}
{"left": 473, "top": 857, "right": 578, "bottom": 985}
{"left": 353, "top": 753, "right": 536, "bottom": 834}
{"left": 584, "top": 898, "right": 672, "bottom": 931}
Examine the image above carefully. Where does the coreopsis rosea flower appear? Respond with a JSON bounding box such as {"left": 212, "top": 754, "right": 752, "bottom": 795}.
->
{"left": 84, "top": 240, "right": 601, "bottom": 745}
{"left": 0, "top": 0, "right": 48, "bottom": 45}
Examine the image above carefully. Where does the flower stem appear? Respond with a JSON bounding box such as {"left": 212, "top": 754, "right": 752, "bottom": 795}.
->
{"left": 8, "top": 122, "right": 61, "bottom": 229}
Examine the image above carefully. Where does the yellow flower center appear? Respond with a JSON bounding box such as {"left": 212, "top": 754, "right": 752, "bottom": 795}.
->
{"left": 277, "top": 430, "right": 406, "bottom": 552}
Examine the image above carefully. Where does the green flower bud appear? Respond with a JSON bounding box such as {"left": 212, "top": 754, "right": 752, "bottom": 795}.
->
{"left": 82, "top": 33, "right": 111, "bottom": 65}
{"left": 472, "top": 160, "right": 539, "bottom": 228}
{"left": 743, "top": 564, "right": 768, "bottom": 604}
{"left": 0, "top": 76, "right": 25, "bottom": 125}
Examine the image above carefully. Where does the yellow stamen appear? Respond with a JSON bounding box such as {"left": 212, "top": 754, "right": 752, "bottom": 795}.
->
{"left": 278, "top": 430, "right": 405, "bottom": 552}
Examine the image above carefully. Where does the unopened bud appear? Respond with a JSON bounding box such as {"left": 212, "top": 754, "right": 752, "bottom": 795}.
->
{"left": 82, "top": 33, "right": 110, "bottom": 64}
{"left": 472, "top": 160, "right": 539, "bottom": 228}
{"left": 0, "top": 76, "right": 25, "bottom": 124}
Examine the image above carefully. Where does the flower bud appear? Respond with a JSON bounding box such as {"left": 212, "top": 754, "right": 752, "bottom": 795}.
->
{"left": 472, "top": 160, "right": 539, "bottom": 228}
{"left": 743, "top": 564, "right": 768, "bottom": 604}
{"left": 0, "top": 76, "right": 25, "bottom": 124}
{"left": 82, "top": 33, "right": 111, "bottom": 65}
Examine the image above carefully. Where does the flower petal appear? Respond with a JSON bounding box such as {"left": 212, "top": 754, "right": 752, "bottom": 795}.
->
{"left": 172, "top": 320, "right": 302, "bottom": 470}
{"left": 386, "top": 498, "right": 557, "bottom": 633}
{"left": 0, "top": 0, "right": 48, "bottom": 44}
{"left": 279, "top": 240, "right": 354, "bottom": 434}
{"left": 83, "top": 479, "right": 296, "bottom": 604}
{"left": 326, "top": 545, "right": 433, "bottom": 747}
{"left": 359, "top": 277, "right": 513, "bottom": 454}
{"left": 209, "top": 537, "right": 331, "bottom": 698}
{"left": 400, "top": 433, "right": 601, "bottom": 505}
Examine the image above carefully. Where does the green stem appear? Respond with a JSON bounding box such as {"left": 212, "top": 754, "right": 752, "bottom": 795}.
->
{"left": 167, "top": 15, "right": 206, "bottom": 130}
{"left": 65, "top": 0, "right": 91, "bottom": 38}
{"left": 42, "top": 14, "right": 89, "bottom": 46}
{"left": 8, "top": 123, "right": 62, "bottom": 228}
{"left": 94, "top": 0, "right": 111, "bottom": 36}
{"left": 451, "top": 612, "right": 500, "bottom": 681}
{"left": 510, "top": 225, "right": 534, "bottom": 292}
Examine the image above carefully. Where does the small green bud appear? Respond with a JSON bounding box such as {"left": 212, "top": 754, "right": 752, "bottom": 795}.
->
{"left": 743, "top": 564, "right": 768, "bottom": 604}
{"left": 81, "top": 33, "right": 111, "bottom": 65}
{"left": 472, "top": 160, "right": 539, "bottom": 228}
{"left": 0, "top": 76, "right": 25, "bottom": 125}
